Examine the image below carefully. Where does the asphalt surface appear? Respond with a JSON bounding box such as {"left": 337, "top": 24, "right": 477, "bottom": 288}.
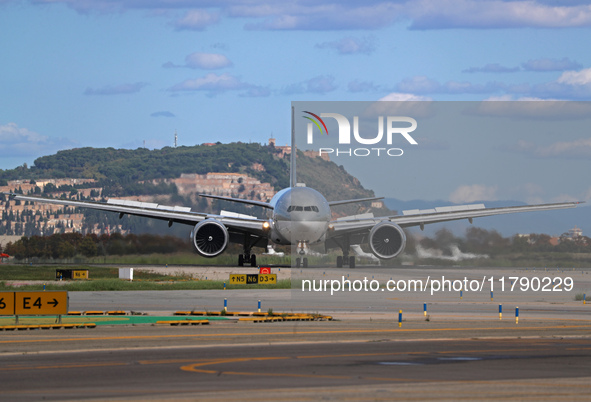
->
{"left": 1, "top": 265, "right": 590, "bottom": 400}
{"left": 1, "top": 321, "right": 591, "bottom": 401}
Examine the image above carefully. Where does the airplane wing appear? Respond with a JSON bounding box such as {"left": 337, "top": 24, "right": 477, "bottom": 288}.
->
{"left": 329, "top": 201, "right": 583, "bottom": 234}
{"left": 198, "top": 194, "right": 273, "bottom": 209}
{"left": 6, "top": 193, "right": 270, "bottom": 235}
{"left": 328, "top": 197, "right": 384, "bottom": 207}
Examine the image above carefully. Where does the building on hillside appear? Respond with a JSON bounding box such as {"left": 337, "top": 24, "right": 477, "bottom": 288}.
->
{"left": 568, "top": 225, "right": 583, "bottom": 239}
{"left": 269, "top": 138, "right": 330, "bottom": 161}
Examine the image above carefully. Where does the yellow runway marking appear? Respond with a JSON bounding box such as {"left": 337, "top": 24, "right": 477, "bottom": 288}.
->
{"left": 1, "top": 324, "right": 591, "bottom": 345}
{"left": 179, "top": 346, "right": 591, "bottom": 383}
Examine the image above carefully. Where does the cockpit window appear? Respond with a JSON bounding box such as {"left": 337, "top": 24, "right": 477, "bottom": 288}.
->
{"left": 288, "top": 205, "right": 319, "bottom": 212}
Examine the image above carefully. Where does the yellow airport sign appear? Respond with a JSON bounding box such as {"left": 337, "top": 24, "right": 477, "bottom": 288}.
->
{"left": 0, "top": 292, "right": 15, "bottom": 315}
{"left": 14, "top": 291, "right": 68, "bottom": 316}
{"left": 72, "top": 270, "right": 89, "bottom": 279}
{"left": 229, "top": 274, "right": 277, "bottom": 285}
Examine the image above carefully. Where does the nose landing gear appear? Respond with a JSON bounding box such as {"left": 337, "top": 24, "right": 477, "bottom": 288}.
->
{"left": 295, "top": 241, "right": 309, "bottom": 268}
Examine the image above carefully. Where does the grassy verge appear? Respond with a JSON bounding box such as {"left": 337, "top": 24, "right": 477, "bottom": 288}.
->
{"left": 16, "top": 253, "right": 294, "bottom": 266}
{"left": 0, "top": 265, "right": 192, "bottom": 281}
{"left": 0, "top": 278, "right": 292, "bottom": 291}
{"left": 0, "top": 264, "right": 291, "bottom": 291}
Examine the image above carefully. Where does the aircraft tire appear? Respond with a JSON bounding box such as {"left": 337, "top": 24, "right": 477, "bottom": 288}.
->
{"left": 349, "top": 256, "right": 355, "bottom": 268}
{"left": 336, "top": 256, "right": 343, "bottom": 268}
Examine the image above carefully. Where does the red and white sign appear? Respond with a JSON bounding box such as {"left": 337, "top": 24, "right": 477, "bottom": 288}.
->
{"left": 259, "top": 267, "right": 271, "bottom": 274}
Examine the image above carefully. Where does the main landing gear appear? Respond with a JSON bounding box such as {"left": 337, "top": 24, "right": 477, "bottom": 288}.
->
{"left": 336, "top": 235, "right": 355, "bottom": 268}
{"left": 336, "top": 255, "right": 355, "bottom": 268}
{"left": 237, "top": 236, "right": 264, "bottom": 267}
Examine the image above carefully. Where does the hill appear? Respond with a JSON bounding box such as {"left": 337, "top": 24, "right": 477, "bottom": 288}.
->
{"left": 0, "top": 143, "right": 389, "bottom": 238}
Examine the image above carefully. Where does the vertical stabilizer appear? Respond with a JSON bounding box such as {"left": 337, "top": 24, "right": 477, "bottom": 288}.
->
{"left": 290, "top": 105, "right": 296, "bottom": 188}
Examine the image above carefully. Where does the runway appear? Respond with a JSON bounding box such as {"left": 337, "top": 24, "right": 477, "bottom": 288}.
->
{"left": 1, "top": 265, "right": 590, "bottom": 400}
{"left": 1, "top": 322, "right": 591, "bottom": 401}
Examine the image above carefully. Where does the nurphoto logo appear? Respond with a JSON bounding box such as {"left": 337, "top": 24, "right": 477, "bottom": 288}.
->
{"left": 303, "top": 111, "right": 418, "bottom": 157}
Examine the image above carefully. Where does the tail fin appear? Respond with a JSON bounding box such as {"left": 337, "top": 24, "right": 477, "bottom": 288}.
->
{"left": 290, "top": 105, "right": 296, "bottom": 188}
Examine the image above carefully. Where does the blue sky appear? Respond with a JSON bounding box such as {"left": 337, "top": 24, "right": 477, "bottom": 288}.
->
{"left": 2, "top": 0, "right": 591, "bottom": 207}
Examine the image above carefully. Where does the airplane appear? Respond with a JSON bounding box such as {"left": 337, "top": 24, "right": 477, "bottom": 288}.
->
{"left": 4, "top": 107, "right": 583, "bottom": 268}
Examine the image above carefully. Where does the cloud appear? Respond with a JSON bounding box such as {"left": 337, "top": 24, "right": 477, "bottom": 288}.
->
{"left": 169, "top": 73, "right": 247, "bottom": 93}
{"left": 396, "top": 75, "right": 505, "bottom": 94}
{"left": 281, "top": 75, "right": 337, "bottom": 95}
{"left": 408, "top": 0, "right": 591, "bottom": 30}
{"left": 316, "top": 36, "right": 376, "bottom": 55}
{"left": 26, "top": 0, "right": 591, "bottom": 31}
{"left": 0, "top": 123, "right": 76, "bottom": 157}
{"left": 463, "top": 63, "right": 520, "bottom": 73}
{"left": 508, "top": 68, "right": 591, "bottom": 99}
{"left": 172, "top": 10, "right": 219, "bottom": 31}
{"left": 449, "top": 184, "right": 498, "bottom": 203}
{"left": 84, "top": 82, "right": 147, "bottom": 96}
{"left": 347, "top": 80, "right": 379, "bottom": 92}
{"left": 463, "top": 58, "right": 581, "bottom": 75}
{"left": 362, "top": 93, "right": 434, "bottom": 118}
{"left": 378, "top": 93, "right": 432, "bottom": 102}
{"left": 168, "top": 73, "right": 267, "bottom": 97}
{"left": 164, "top": 52, "right": 232, "bottom": 70}
{"left": 150, "top": 111, "right": 175, "bottom": 118}
{"left": 473, "top": 97, "right": 591, "bottom": 119}
{"left": 509, "top": 138, "right": 591, "bottom": 159}
{"left": 239, "top": 86, "right": 271, "bottom": 97}
{"left": 522, "top": 57, "right": 582, "bottom": 72}
{"left": 240, "top": 3, "right": 403, "bottom": 30}
{"left": 556, "top": 67, "right": 591, "bottom": 85}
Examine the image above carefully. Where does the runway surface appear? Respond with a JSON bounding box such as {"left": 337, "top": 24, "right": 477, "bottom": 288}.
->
{"left": 1, "top": 321, "right": 591, "bottom": 401}
{"left": 1, "top": 265, "right": 590, "bottom": 400}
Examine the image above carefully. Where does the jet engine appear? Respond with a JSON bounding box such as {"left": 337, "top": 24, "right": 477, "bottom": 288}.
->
{"left": 192, "top": 219, "right": 229, "bottom": 257}
{"left": 368, "top": 222, "right": 406, "bottom": 259}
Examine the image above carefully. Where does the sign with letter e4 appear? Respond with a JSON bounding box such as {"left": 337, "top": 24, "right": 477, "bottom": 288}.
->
{"left": 14, "top": 291, "right": 68, "bottom": 315}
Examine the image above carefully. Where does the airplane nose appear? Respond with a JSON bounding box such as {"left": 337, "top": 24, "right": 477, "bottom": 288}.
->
{"left": 290, "top": 221, "right": 326, "bottom": 243}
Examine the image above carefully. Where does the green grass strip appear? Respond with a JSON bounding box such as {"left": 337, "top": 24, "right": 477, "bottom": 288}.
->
{"left": 0, "top": 278, "right": 291, "bottom": 291}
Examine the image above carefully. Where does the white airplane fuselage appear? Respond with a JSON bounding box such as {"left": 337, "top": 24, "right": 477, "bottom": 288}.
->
{"left": 268, "top": 187, "right": 331, "bottom": 250}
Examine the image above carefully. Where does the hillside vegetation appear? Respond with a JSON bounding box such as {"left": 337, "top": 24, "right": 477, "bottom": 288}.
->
{"left": 1, "top": 143, "right": 291, "bottom": 191}
{"left": 0, "top": 143, "right": 388, "bottom": 237}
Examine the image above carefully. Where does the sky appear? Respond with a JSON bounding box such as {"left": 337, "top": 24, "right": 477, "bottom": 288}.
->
{"left": 2, "top": 0, "right": 591, "bottom": 209}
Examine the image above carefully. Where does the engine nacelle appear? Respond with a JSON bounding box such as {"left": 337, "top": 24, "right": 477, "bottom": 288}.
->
{"left": 368, "top": 222, "right": 406, "bottom": 259}
{"left": 192, "top": 219, "right": 229, "bottom": 258}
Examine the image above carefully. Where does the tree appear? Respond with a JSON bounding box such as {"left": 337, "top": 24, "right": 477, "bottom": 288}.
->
{"left": 79, "top": 236, "right": 97, "bottom": 257}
